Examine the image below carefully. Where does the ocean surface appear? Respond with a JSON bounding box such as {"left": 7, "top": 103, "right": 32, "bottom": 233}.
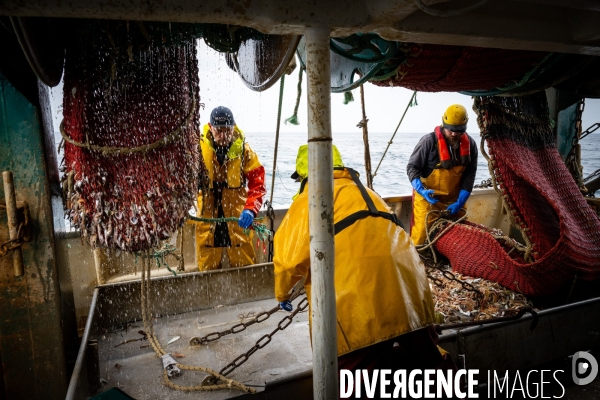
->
{"left": 249, "top": 130, "right": 600, "bottom": 209}
{"left": 52, "top": 129, "right": 600, "bottom": 210}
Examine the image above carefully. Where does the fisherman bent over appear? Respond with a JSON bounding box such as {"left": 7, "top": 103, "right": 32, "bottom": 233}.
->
{"left": 273, "top": 144, "right": 455, "bottom": 398}
{"left": 407, "top": 104, "right": 478, "bottom": 245}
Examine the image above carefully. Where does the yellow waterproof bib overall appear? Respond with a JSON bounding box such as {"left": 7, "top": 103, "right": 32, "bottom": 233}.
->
{"left": 194, "top": 125, "right": 262, "bottom": 270}
{"left": 410, "top": 164, "right": 466, "bottom": 245}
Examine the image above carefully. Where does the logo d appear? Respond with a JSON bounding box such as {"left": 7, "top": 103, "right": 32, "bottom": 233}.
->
{"left": 572, "top": 351, "right": 598, "bottom": 386}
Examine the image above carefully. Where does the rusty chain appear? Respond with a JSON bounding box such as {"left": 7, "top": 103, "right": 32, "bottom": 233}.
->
{"left": 421, "top": 256, "right": 484, "bottom": 306}
{"left": 473, "top": 178, "right": 493, "bottom": 189}
{"left": 580, "top": 122, "right": 600, "bottom": 141}
{"left": 0, "top": 222, "right": 26, "bottom": 257}
{"left": 218, "top": 296, "right": 309, "bottom": 378}
{"left": 189, "top": 289, "right": 306, "bottom": 347}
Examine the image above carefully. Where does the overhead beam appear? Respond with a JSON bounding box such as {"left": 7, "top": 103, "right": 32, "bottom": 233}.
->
{"left": 396, "top": 1, "right": 600, "bottom": 55}
{"left": 1, "top": 1, "right": 600, "bottom": 53}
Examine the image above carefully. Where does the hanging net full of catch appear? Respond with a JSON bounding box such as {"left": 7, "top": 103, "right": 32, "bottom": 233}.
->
{"left": 433, "top": 93, "right": 600, "bottom": 297}
{"left": 61, "top": 21, "right": 200, "bottom": 252}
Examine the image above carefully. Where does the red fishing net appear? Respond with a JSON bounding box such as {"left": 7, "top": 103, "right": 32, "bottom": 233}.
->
{"left": 61, "top": 22, "right": 200, "bottom": 252}
{"left": 434, "top": 94, "right": 600, "bottom": 296}
{"left": 370, "top": 43, "right": 548, "bottom": 92}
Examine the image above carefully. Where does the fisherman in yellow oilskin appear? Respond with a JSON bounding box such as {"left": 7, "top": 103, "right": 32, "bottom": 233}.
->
{"left": 195, "top": 106, "right": 266, "bottom": 270}
{"left": 274, "top": 144, "right": 455, "bottom": 397}
{"left": 407, "top": 104, "right": 478, "bottom": 245}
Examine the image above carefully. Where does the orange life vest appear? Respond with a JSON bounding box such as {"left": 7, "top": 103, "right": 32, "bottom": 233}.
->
{"left": 434, "top": 125, "right": 471, "bottom": 169}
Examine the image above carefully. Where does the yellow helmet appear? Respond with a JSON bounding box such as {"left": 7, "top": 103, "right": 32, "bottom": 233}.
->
{"left": 442, "top": 104, "right": 468, "bottom": 132}
{"left": 291, "top": 144, "right": 344, "bottom": 182}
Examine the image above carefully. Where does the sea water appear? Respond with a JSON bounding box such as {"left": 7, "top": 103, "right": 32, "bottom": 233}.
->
{"left": 249, "top": 130, "right": 600, "bottom": 209}
{"left": 52, "top": 129, "right": 600, "bottom": 211}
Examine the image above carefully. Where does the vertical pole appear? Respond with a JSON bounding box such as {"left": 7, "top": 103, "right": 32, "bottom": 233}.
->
{"left": 2, "top": 171, "right": 24, "bottom": 276}
{"left": 359, "top": 85, "right": 373, "bottom": 189}
{"left": 304, "top": 26, "right": 338, "bottom": 400}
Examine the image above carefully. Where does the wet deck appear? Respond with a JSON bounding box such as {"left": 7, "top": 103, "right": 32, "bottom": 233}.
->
{"left": 94, "top": 298, "right": 311, "bottom": 399}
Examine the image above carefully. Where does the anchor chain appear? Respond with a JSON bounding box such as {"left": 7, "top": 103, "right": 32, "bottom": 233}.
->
{"left": 189, "top": 289, "right": 306, "bottom": 346}
{"left": 218, "top": 296, "right": 309, "bottom": 377}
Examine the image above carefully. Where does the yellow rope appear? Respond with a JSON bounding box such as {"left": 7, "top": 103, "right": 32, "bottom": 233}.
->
{"left": 417, "top": 210, "right": 469, "bottom": 264}
{"left": 59, "top": 95, "right": 196, "bottom": 156}
{"left": 139, "top": 254, "right": 256, "bottom": 393}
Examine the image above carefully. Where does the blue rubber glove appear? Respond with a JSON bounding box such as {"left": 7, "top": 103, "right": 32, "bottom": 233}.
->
{"left": 411, "top": 178, "right": 438, "bottom": 205}
{"left": 447, "top": 189, "right": 471, "bottom": 215}
{"left": 279, "top": 300, "right": 293, "bottom": 312}
{"left": 238, "top": 209, "right": 255, "bottom": 229}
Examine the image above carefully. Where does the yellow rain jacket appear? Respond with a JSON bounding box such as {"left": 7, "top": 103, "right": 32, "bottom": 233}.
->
{"left": 274, "top": 168, "right": 436, "bottom": 357}
{"left": 194, "top": 124, "right": 266, "bottom": 270}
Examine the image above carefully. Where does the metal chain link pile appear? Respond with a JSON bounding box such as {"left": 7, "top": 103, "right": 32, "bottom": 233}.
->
{"left": 421, "top": 255, "right": 484, "bottom": 306}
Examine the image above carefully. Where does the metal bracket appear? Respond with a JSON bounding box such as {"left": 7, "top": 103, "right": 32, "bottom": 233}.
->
{"left": 160, "top": 353, "right": 181, "bottom": 378}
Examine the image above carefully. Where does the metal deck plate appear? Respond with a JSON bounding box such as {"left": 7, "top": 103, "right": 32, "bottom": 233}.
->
{"left": 94, "top": 298, "right": 311, "bottom": 399}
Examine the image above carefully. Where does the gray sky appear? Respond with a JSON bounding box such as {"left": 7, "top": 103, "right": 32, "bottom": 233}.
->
{"left": 50, "top": 40, "right": 600, "bottom": 137}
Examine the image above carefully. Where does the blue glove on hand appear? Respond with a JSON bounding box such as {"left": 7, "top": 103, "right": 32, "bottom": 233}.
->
{"left": 411, "top": 178, "right": 438, "bottom": 205}
{"left": 279, "top": 300, "right": 293, "bottom": 312}
{"left": 447, "top": 189, "right": 471, "bottom": 215}
{"left": 238, "top": 209, "right": 255, "bottom": 229}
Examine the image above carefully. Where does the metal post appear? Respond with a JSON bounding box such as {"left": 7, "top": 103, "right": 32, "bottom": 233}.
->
{"left": 304, "top": 26, "right": 338, "bottom": 400}
{"left": 2, "top": 171, "right": 24, "bottom": 276}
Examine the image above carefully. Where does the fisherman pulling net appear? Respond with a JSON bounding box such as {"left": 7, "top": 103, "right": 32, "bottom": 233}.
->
{"left": 431, "top": 93, "right": 600, "bottom": 296}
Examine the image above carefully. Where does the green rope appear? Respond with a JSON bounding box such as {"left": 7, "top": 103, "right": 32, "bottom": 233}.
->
{"left": 409, "top": 92, "right": 418, "bottom": 107}
{"left": 270, "top": 75, "right": 285, "bottom": 205}
{"left": 285, "top": 67, "right": 304, "bottom": 125}
{"left": 343, "top": 91, "right": 354, "bottom": 105}
{"left": 135, "top": 243, "right": 179, "bottom": 276}
{"left": 187, "top": 215, "right": 272, "bottom": 242}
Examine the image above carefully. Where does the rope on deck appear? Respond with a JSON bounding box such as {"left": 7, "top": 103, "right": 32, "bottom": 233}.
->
{"left": 139, "top": 254, "right": 257, "bottom": 393}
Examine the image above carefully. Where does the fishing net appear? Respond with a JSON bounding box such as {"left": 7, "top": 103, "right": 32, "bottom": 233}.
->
{"left": 369, "top": 43, "right": 550, "bottom": 93}
{"left": 433, "top": 93, "right": 600, "bottom": 296}
{"left": 61, "top": 21, "right": 200, "bottom": 252}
